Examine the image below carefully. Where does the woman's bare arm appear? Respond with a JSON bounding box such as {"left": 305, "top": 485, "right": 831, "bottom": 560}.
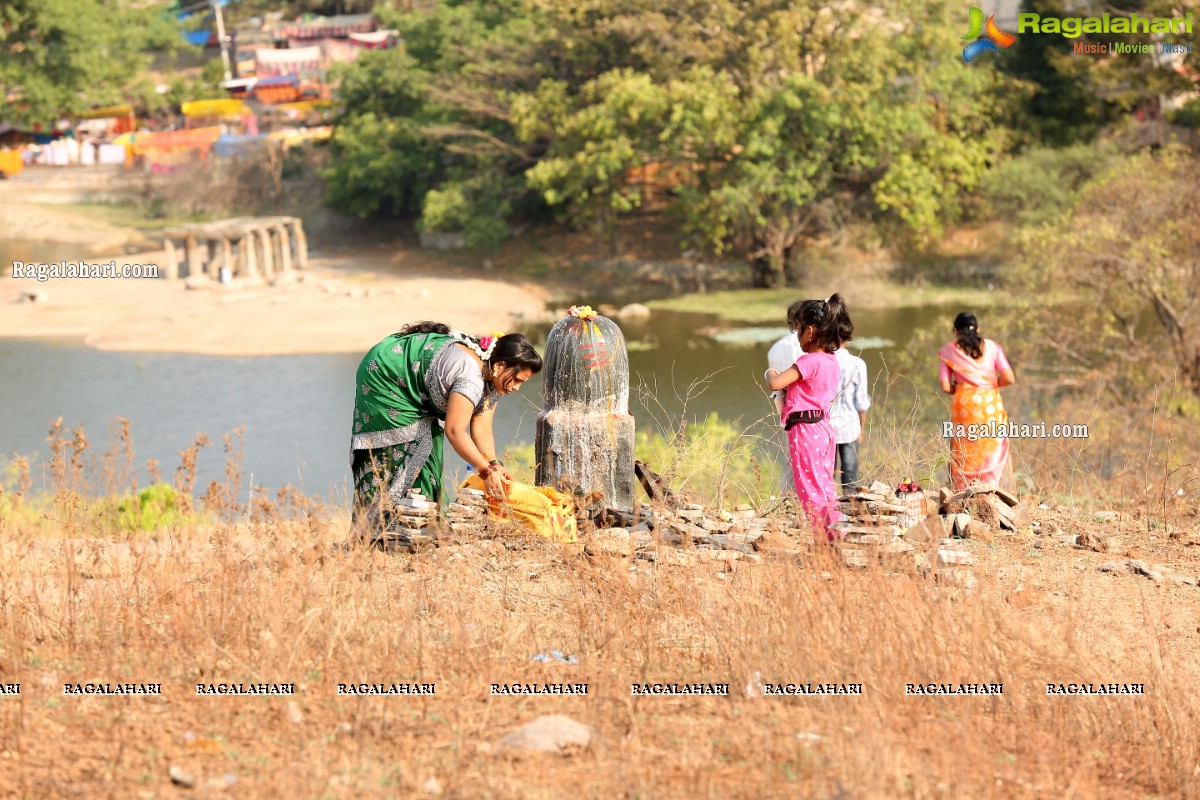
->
{"left": 445, "top": 394, "right": 490, "bottom": 472}
{"left": 446, "top": 394, "right": 509, "bottom": 496}
{"left": 470, "top": 402, "right": 498, "bottom": 462}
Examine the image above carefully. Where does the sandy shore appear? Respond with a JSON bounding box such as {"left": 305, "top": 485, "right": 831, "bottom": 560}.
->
{"left": 0, "top": 204, "right": 550, "bottom": 356}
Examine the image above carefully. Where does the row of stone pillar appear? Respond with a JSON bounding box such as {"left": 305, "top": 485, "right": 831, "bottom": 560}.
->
{"left": 162, "top": 218, "right": 307, "bottom": 281}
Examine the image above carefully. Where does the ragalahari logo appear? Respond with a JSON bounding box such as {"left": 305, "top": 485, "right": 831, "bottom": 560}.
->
{"left": 962, "top": 7, "right": 1017, "bottom": 62}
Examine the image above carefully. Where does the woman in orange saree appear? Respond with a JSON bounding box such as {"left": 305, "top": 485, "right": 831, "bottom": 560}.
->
{"left": 939, "top": 313, "right": 1016, "bottom": 490}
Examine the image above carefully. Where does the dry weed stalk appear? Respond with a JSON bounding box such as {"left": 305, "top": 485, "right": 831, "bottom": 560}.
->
{"left": 175, "top": 433, "right": 211, "bottom": 512}
{"left": 100, "top": 416, "right": 136, "bottom": 497}
{"left": 46, "top": 417, "right": 66, "bottom": 494}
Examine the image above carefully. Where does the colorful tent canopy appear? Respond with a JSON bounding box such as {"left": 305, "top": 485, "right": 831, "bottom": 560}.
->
{"left": 212, "top": 134, "right": 269, "bottom": 157}
{"left": 130, "top": 126, "right": 222, "bottom": 155}
{"left": 256, "top": 75, "right": 299, "bottom": 87}
{"left": 181, "top": 99, "right": 250, "bottom": 118}
{"left": 0, "top": 150, "right": 23, "bottom": 178}
{"left": 276, "top": 13, "right": 374, "bottom": 40}
{"left": 292, "top": 37, "right": 359, "bottom": 63}
{"left": 183, "top": 28, "right": 215, "bottom": 47}
{"left": 348, "top": 30, "right": 400, "bottom": 48}
{"left": 255, "top": 45, "right": 322, "bottom": 77}
{"left": 273, "top": 100, "right": 333, "bottom": 113}
{"left": 267, "top": 126, "right": 332, "bottom": 147}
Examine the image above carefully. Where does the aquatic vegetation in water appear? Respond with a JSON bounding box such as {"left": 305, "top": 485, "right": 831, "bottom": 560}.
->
{"left": 699, "top": 327, "right": 894, "bottom": 349}
{"left": 848, "top": 337, "right": 896, "bottom": 350}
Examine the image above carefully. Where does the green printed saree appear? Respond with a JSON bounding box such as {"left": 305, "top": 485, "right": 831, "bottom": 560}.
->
{"left": 349, "top": 331, "right": 490, "bottom": 533}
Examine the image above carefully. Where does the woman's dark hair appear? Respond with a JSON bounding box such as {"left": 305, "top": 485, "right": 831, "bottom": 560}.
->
{"left": 394, "top": 323, "right": 542, "bottom": 373}
{"left": 786, "top": 293, "right": 853, "bottom": 353}
{"left": 397, "top": 321, "right": 451, "bottom": 336}
{"left": 953, "top": 312, "right": 983, "bottom": 359}
{"left": 491, "top": 333, "right": 542, "bottom": 374}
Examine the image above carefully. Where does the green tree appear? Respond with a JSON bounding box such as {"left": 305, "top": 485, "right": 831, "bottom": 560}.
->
{"left": 0, "top": 0, "right": 180, "bottom": 127}
{"left": 328, "top": 0, "right": 1013, "bottom": 280}
{"left": 1000, "top": 0, "right": 1200, "bottom": 148}
{"left": 517, "top": 0, "right": 1012, "bottom": 285}
{"left": 1081, "top": 0, "right": 1199, "bottom": 125}
{"left": 1010, "top": 146, "right": 1200, "bottom": 405}
{"left": 324, "top": 0, "right": 554, "bottom": 242}
{"left": 324, "top": 46, "right": 443, "bottom": 218}
{"left": 998, "top": 0, "right": 1108, "bottom": 147}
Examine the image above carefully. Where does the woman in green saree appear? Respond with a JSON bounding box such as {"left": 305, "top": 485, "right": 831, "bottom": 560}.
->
{"left": 350, "top": 321, "right": 542, "bottom": 534}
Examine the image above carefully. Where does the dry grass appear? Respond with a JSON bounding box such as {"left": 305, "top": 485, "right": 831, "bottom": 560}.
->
{"left": 1, "top": 422, "right": 1199, "bottom": 799}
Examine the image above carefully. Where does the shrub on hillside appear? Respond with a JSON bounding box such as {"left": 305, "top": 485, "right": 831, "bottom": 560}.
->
{"left": 636, "top": 413, "right": 781, "bottom": 507}
{"left": 111, "top": 483, "right": 190, "bottom": 533}
{"left": 978, "top": 143, "right": 1119, "bottom": 226}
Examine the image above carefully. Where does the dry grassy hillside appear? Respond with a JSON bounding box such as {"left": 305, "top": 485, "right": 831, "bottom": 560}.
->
{"left": 1, "top": 426, "right": 1198, "bottom": 799}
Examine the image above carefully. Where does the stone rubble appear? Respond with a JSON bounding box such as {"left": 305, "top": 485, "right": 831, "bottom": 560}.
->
{"left": 1099, "top": 559, "right": 1199, "bottom": 587}
{"left": 368, "top": 478, "right": 1200, "bottom": 596}
{"left": 830, "top": 481, "right": 921, "bottom": 568}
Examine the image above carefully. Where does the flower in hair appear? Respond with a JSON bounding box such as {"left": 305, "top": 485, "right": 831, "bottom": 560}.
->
{"left": 568, "top": 305, "right": 598, "bottom": 321}
{"left": 450, "top": 330, "right": 497, "bottom": 361}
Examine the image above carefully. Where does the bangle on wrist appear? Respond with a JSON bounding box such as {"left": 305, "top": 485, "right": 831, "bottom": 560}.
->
{"left": 488, "top": 458, "right": 503, "bottom": 468}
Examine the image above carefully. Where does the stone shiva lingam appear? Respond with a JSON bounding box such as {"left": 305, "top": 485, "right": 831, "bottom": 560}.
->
{"left": 535, "top": 305, "right": 636, "bottom": 513}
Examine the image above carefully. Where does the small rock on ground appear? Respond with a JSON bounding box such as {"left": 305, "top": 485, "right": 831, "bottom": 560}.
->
{"left": 963, "top": 520, "right": 993, "bottom": 543}
{"left": 168, "top": 766, "right": 195, "bottom": 788}
{"left": 496, "top": 715, "right": 593, "bottom": 754}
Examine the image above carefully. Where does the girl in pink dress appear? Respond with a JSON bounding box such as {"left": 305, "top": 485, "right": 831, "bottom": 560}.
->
{"left": 765, "top": 294, "right": 854, "bottom": 535}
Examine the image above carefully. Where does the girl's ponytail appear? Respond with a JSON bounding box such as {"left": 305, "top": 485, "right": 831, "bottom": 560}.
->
{"left": 823, "top": 293, "right": 854, "bottom": 350}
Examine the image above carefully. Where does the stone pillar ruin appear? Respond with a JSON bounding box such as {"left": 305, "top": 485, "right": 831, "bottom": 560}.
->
{"left": 535, "top": 310, "right": 636, "bottom": 512}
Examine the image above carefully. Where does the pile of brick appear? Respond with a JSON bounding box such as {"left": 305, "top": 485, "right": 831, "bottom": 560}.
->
{"left": 822, "top": 481, "right": 996, "bottom": 584}
{"left": 366, "top": 479, "right": 1024, "bottom": 589}
{"left": 371, "top": 487, "right": 494, "bottom": 550}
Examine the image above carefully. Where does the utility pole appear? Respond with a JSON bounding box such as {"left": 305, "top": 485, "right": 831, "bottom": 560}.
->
{"left": 212, "top": 0, "right": 232, "bottom": 81}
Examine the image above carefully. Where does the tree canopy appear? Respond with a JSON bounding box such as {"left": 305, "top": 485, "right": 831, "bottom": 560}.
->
{"left": 325, "top": 0, "right": 1018, "bottom": 285}
{"left": 1011, "top": 146, "right": 1200, "bottom": 404}
{"left": 0, "top": 0, "right": 180, "bottom": 127}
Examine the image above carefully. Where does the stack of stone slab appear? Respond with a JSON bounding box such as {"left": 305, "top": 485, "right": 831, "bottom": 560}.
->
{"left": 832, "top": 481, "right": 918, "bottom": 566}
{"left": 925, "top": 538, "right": 979, "bottom": 588}
{"left": 374, "top": 489, "right": 438, "bottom": 550}
{"left": 445, "top": 486, "right": 489, "bottom": 535}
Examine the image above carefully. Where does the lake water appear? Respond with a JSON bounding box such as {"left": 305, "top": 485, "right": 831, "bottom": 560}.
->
{"left": 0, "top": 312, "right": 952, "bottom": 502}
{"left": 2, "top": 240, "right": 954, "bottom": 501}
